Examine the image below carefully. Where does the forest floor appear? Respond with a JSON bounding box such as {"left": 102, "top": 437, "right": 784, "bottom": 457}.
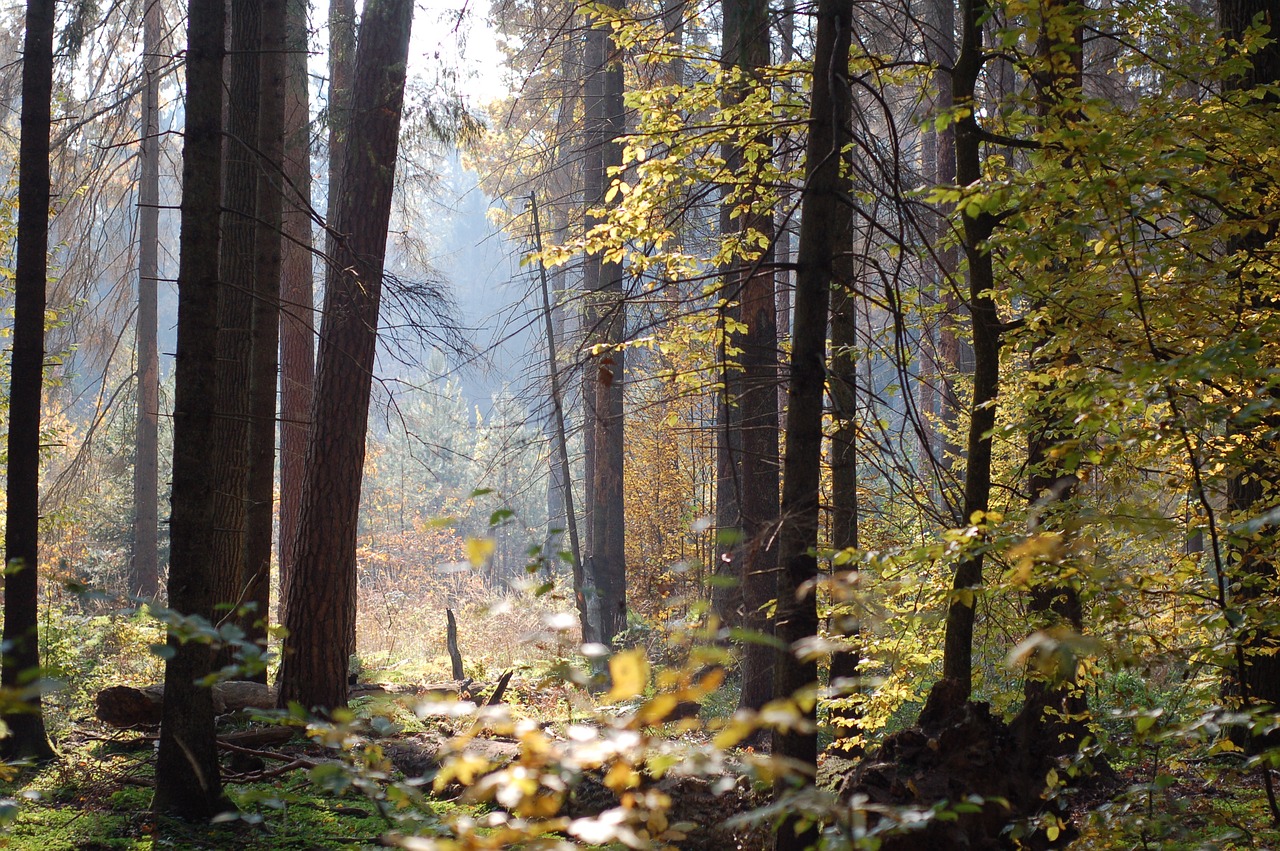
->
{"left": 6, "top": 713, "right": 1280, "bottom": 849}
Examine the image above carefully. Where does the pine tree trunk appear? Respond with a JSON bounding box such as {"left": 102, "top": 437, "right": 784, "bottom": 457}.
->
{"left": 2, "top": 0, "right": 57, "bottom": 763}
{"left": 772, "top": 0, "right": 852, "bottom": 845}
{"left": 242, "top": 0, "right": 287, "bottom": 674}
{"left": 722, "top": 0, "right": 779, "bottom": 715}
{"left": 277, "top": 0, "right": 415, "bottom": 712}
{"left": 153, "top": 0, "right": 228, "bottom": 818}
{"left": 1218, "top": 0, "right": 1280, "bottom": 727}
{"left": 277, "top": 0, "right": 315, "bottom": 625}
{"left": 131, "top": 0, "right": 163, "bottom": 603}
{"left": 210, "top": 0, "right": 263, "bottom": 670}
{"left": 583, "top": 0, "right": 627, "bottom": 646}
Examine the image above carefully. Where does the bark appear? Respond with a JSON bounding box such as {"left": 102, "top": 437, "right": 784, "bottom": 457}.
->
{"left": 1016, "top": 0, "right": 1089, "bottom": 759}
{"left": 721, "top": 0, "right": 779, "bottom": 715}
{"left": 277, "top": 0, "right": 315, "bottom": 623}
{"left": 277, "top": 0, "right": 415, "bottom": 713}
{"left": 1219, "top": 0, "right": 1280, "bottom": 724}
{"left": 582, "top": 0, "right": 627, "bottom": 647}
{"left": 771, "top": 0, "right": 851, "bottom": 845}
{"left": 938, "top": 0, "right": 1002, "bottom": 698}
{"left": 210, "top": 0, "right": 262, "bottom": 671}
{"left": 241, "top": 0, "right": 288, "bottom": 674}
{"left": 2, "top": 0, "right": 57, "bottom": 763}
{"left": 132, "top": 0, "right": 162, "bottom": 603}
{"left": 153, "top": 0, "right": 228, "bottom": 818}
{"left": 828, "top": 244, "right": 860, "bottom": 744}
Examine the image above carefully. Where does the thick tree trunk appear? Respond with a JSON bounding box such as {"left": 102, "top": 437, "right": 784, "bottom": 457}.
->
{"left": 938, "top": 0, "right": 1001, "bottom": 698}
{"left": 2, "top": 0, "right": 57, "bottom": 763}
{"left": 721, "top": 0, "right": 779, "bottom": 715}
{"left": 210, "top": 0, "right": 263, "bottom": 671}
{"left": 277, "top": 0, "right": 315, "bottom": 625}
{"left": 277, "top": 0, "right": 415, "bottom": 713}
{"left": 583, "top": 0, "right": 627, "bottom": 647}
{"left": 771, "top": 0, "right": 851, "bottom": 846}
{"left": 241, "top": 0, "right": 287, "bottom": 675}
{"left": 1219, "top": 0, "right": 1280, "bottom": 724}
{"left": 132, "top": 0, "right": 163, "bottom": 603}
{"left": 153, "top": 0, "right": 228, "bottom": 819}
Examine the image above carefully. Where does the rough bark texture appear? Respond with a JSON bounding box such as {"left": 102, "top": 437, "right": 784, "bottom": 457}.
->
{"left": 828, "top": 236, "right": 860, "bottom": 744}
{"left": 1219, "top": 0, "right": 1280, "bottom": 725}
{"left": 210, "top": 0, "right": 263, "bottom": 671}
{"left": 277, "top": 0, "right": 414, "bottom": 713}
{"left": 132, "top": 0, "right": 163, "bottom": 603}
{"left": 242, "top": 0, "right": 288, "bottom": 673}
{"left": 771, "top": 0, "right": 851, "bottom": 846}
{"left": 582, "top": 0, "right": 628, "bottom": 646}
{"left": 2, "top": 0, "right": 57, "bottom": 763}
{"left": 720, "top": 0, "right": 780, "bottom": 716}
{"left": 939, "top": 0, "right": 1002, "bottom": 697}
{"left": 277, "top": 0, "right": 316, "bottom": 625}
{"left": 153, "top": 0, "right": 228, "bottom": 819}
{"left": 327, "top": 0, "right": 359, "bottom": 665}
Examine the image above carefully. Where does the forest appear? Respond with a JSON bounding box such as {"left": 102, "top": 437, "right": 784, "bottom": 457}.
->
{"left": 0, "top": 0, "right": 1277, "bottom": 847}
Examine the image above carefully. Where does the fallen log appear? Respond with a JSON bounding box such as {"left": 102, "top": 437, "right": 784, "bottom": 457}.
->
{"left": 95, "top": 680, "right": 276, "bottom": 727}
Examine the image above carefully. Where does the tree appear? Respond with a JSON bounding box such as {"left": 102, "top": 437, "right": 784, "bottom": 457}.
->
{"left": 772, "top": 0, "right": 852, "bottom": 845}
{"left": 938, "top": 0, "right": 1002, "bottom": 699}
{"left": 582, "top": 0, "right": 628, "bottom": 647}
{"left": 277, "top": 0, "right": 416, "bottom": 712}
{"left": 277, "top": 0, "right": 314, "bottom": 628}
{"left": 242, "top": 0, "right": 288, "bottom": 671}
{"left": 209, "top": 0, "right": 263, "bottom": 671}
{"left": 2, "top": 0, "right": 58, "bottom": 762}
{"left": 720, "top": 0, "right": 781, "bottom": 715}
{"left": 1218, "top": 0, "right": 1280, "bottom": 729}
{"left": 131, "top": 0, "right": 163, "bottom": 603}
{"left": 153, "top": 0, "right": 229, "bottom": 819}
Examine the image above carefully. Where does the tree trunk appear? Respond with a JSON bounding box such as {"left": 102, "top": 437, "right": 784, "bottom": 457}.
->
{"left": 583, "top": 0, "right": 628, "bottom": 647}
{"left": 240, "top": 0, "right": 288, "bottom": 678}
{"left": 153, "top": 0, "right": 228, "bottom": 819}
{"left": 277, "top": 0, "right": 315, "bottom": 625}
{"left": 1218, "top": 0, "right": 1280, "bottom": 726}
{"left": 721, "top": 0, "right": 779, "bottom": 715}
{"left": 2, "top": 0, "right": 57, "bottom": 763}
{"left": 277, "top": 0, "right": 415, "bottom": 713}
{"left": 131, "top": 0, "right": 163, "bottom": 603}
{"left": 328, "top": 0, "right": 359, "bottom": 665}
{"left": 1016, "top": 0, "right": 1089, "bottom": 759}
{"left": 771, "top": 0, "right": 851, "bottom": 845}
{"left": 938, "top": 0, "right": 1001, "bottom": 699}
{"left": 828, "top": 230, "right": 860, "bottom": 745}
{"left": 210, "top": 0, "right": 263, "bottom": 672}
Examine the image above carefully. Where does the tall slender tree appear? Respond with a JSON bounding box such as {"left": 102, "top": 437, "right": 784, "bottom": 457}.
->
{"left": 242, "top": 0, "right": 288, "bottom": 672}
{"left": 277, "top": 0, "right": 416, "bottom": 711}
{"left": 2, "top": 0, "right": 58, "bottom": 763}
{"left": 772, "top": 0, "right": 852, "bottom": 845}
{"left": 938, "top": 0, "right": 1003, "bottom": 699}
{"left": 153, "top": 0, "right": 229, "bottom": 818}
{"left": 278, "top": 0, "right": 315, "bottom": 627}
{"left": 720, "top": 0, "right": 780, "bottom": 714}
{"left": 209, "top": 0, "right": 263, "bottom": 670}
{"left": 132, "top": 0, "right": 163, "bottom": 603}
{"left": 582, "top": 0, "right": 628, "bottom": 646}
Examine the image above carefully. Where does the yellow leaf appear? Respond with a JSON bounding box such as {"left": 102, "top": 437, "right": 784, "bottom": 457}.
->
{"left": 604, "top": 760, "right": 640, "bottom": 792}
{"left": 604, "top": 649, "right": 650, "bottom": 702}
{"left": 466, "top": 537, "right": 495, "bottom": 567}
